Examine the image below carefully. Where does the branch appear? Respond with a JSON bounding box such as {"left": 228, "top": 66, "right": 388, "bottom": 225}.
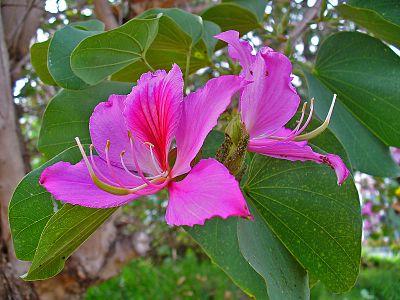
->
{"left": 289, "top": 0, "right": 323, "bottom": 42}
{"left": 278, "top": 0, "right": 323, "bottom": 52}
{"left": 94, "top": 0, "right": 119, "bottom": 30}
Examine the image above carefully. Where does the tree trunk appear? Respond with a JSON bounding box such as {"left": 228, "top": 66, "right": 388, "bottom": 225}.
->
{"left": 0, "top": 1, "right": 149, "bottom": 299}
{"left": 0, "top": 3, "right": 39, "bottom": 299}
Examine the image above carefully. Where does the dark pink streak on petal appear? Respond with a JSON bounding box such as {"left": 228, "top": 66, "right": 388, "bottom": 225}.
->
{"left": 39, "top": 156, "right": 162, "bottom": 208}
{"left": 248, "top": 138, "right": 350, "bottom": 185}
{"left": 172, "top": 75, "right": 247, "bottom": 177}
{"left": 166, "top": 159, "right": 251, "bottom": 227}
{"left": 89, "top": 94, "right": 158, "bottom": 175}
{"left": 215, "top": 30, "right": 255, "bottom": 80}
{"left": 241, "top": 49, "right": 300, "bottom": 139}
{"left": 124, "top": 64, "right": 184, "bottom": 171}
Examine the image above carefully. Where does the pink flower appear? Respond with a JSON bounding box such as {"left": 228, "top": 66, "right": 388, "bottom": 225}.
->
{"left": 40, "top": 65, "right": 252, "bottom": 226}
{"left": 215, "top": 31, "right": 350, "bottom": 185}
{"left": 361, "top": 201, "right": 373, "bottom": 216}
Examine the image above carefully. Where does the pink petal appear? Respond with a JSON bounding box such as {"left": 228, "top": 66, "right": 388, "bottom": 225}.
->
{"left": 248, "top": 138, "right": 350, "bottom": 185}
{"left": 166, "top": 159, "right": 252, "bottom": 226}
{"left": 241, "top": 48, "right": 300, "bottom": 139}
{"left": 123, "top": 64, "right": 184, "bottom": 171}
{"left": 89, "top": 94, "right": 158, "bottom": 175}
{"left": 172, "top": 75, "right": 246, "bottom": 177}
{"left": 39, "top": 156, "right": 162, "bottom": 208}
{"left": 215, "top": 30, "right": 255, "bottom": 80}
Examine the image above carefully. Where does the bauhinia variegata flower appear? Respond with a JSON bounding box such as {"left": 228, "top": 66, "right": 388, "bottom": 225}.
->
{"left": 40, "top": 65, "right": 252, "bottom": 226}
{"left": 216, "top": 30, "right": 350, "bottom": 185}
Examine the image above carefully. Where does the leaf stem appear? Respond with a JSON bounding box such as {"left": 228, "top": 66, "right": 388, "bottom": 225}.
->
{"left": 184, "top": 45, "right": 192, "bottom": 93}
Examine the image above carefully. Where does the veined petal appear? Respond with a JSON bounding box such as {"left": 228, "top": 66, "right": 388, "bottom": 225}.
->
{"left": 172, "top": 75, "right": 246, "bottom": 177}
{"left": 39, "top": 156, "right": 162, "bottom": 208}
{"left": 89, "top": 94, "right": 158, "bottom": 175}
{"left": 124, "top": 64, "right": 184, "bottom": 171}
{"left": 166, "top": 159, "right": 251, "bottom": 227}
{"left": 241, "top": 48, "right": 300, "bottom": 139}
{"left": 215, "top": 30, "right": 255, "bottom": 80}
{"left": 248, "top": 138, "right": 350, "bottom": 185}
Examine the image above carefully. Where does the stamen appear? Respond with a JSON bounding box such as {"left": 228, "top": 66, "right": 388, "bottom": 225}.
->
{"left": 293, "top": 94, "right": 336, "bottom": 141}
{"left": 291, "top": 98, "right": 314, "bottom": 137}
{"left": 120, "top": 151, "right": 141, "bottom": 179}
{"left": 105, "top": 140, "right": 125, "bottom": 187}
{"left": 90, "top": 144, "right": 119, "bottom": 185}
{"left": 75, "top": 137, "right": 131, "bottom": 195}
{"left": 128, "top": 131, "right": 163, "bottom": 187}
{"left": 144, "top": 141, "right": 163, "bottom": 174}
{"left": 75, "top": 137, "right": 167, "bottom": 195}
{"left": 287, "top": 101, "right": 307, "bottom": 137}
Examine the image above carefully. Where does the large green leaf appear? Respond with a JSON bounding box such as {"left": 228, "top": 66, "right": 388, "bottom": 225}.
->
{"left": 201, "top": 2, "right": 263, "bottom": 37}
{"left": 111, "top": 14, "right": 210, "bottom": 83}
{"left": 70, "top": 17, "right": 159, "bottom": 85}
{"left": 314, "top": 32, "right": 400, "bottom": 148}
{"left": 38, "top": 81, "right": 132, "bottom": 159}
{"left": 30, "top": 39, "right": 57, "bottom": 86}
{"left": 238, "top": 204, "right": 309, "bottom": 300}
{"left": 337, "top": 0, "right": 400, "bottom": 47}
{"left": 201, "top": 21, "right": 221, "bottom": 57}
{"left": 9, "top": 146, "right": 85, "bottom": 261}
{"left": 223, "top": 0, "right": 267, "bottom": 21}
{"left": 140, "top": 8, "right": 203, "bottom": 45}
{"left": 72, "top": 19, "right": 105, "bottom": 31}
{"left": 23, "top": 204, "right": 117, "bottom": 281}
{"left": 303, "top": 69, "right": 400, "bottom": 177}
{"left": 243, "top": 154, "right": 361, "bottom": 293}
{"left": 186, "top": 218, "right": 269, "bottom": 299}
{"left": 48, "top": 23, "right": 103, "bottom": 89}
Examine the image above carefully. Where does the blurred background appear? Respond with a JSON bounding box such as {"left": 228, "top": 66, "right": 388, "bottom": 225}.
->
{"left": 1, "top": 0, "right": 399, "bottom": 299}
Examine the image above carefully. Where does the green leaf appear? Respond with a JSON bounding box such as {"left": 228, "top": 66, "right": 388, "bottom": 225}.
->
{"left": 30, "top": 40, "right": 57, "bottom": 86}
{"left": 71, "top": 19, "right": 105, "bottom": 31}
{"left": 140, "top": 8, "right": 203, "bottom": 45}
{"left": 201, "top": 21, "right": 221, "bottom": 56}
{"left": 9, "top": 146, "right": 86, "bottom": 261}
{"left": 70, "top": 17, "right": 160, "bottom": 85}
{"left": 48, "top": 25, "right": 102, "bottom": 89}
{"left": 303, "top": 69, "right": 400, "bottom": 177}
{"left": 201, "top": 2, "right": 262, "bottom": 36}
{"left": 23, "top": 204, "right": 117, "bottom": 281}
{"left": 314, "top": 31, "right": 400, "bottom": 147}
{"left": 202, "top": 130, "right": 224, "bottom": 158}
{"left": 223, "top": 0, "right": 267, "bottom": 21}
{"left": 337, "top": 0, "right": 400, "bottom": 47}
{"left": 111, "top": 15, "right": 210, "bottom": 83}
{"left": 238, "top": 204, "right": 309, "bottom": 300}
{"left": 186, "top": 218, "right": 269, "bottom": 299}
{"left": 243, "top": 154, "right": 362, "bottom": 293}
{"left": 38, "top": 81, "right": 132, "bottom": 159}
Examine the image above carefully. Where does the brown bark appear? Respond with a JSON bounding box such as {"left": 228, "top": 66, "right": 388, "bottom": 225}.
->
{"left": 0, "top": 3, "right": 40, "bottom": 299}
{"left": 0, "top": 1, "right": 150, "bottom": 299}
{"left": 93, "top": 0, "right": 119, "bottom": 30}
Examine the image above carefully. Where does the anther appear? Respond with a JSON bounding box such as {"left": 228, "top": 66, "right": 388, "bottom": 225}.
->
{"left": 128, "top": 132, "right": 162, "bottom": 187}
{"left": 104, "top": 140, "right": 125, "bottom": 187}
{"left": 89, "top": 144, "right": 119, "bottom": 185}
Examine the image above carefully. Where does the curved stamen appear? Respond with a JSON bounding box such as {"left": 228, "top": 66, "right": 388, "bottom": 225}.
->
{"left": 105, "top": 140, "right": 125, "bottom": 187}
{"left": 287, "top": 101, "right": 308, "bottom": 138}
{"left": 120, "top": 150, "right": 142, "bottom": 179}
{"left": 144, "top": 141, "right": 163, "bottom": 175}
{"left": 90, "top": 144, "right": 120, "bottom": 185}
{"left": 128, "top": 131, "right": 164, "bottom": 188}
{"left": 290, "top": 98, "right": 314, "bottom": 138}
{"left": 293, "top": 94, "right": 336, "bottom": 141}
{"left": 75, "top": 137, "right": 166, "bottom": 195}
